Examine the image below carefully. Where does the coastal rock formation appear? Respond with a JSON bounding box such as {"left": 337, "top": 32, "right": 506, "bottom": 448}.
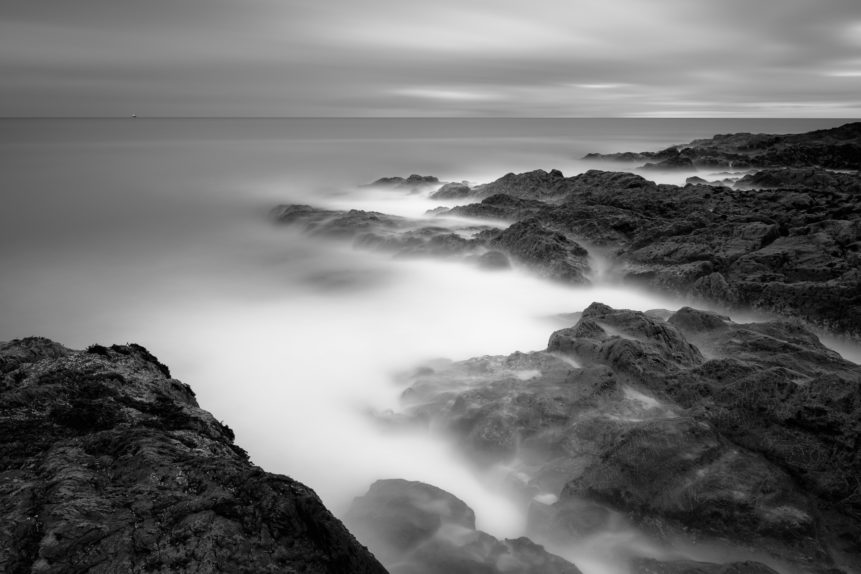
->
{"left": 430, "top": 182, "right": 472, "bottom": 200}
{"left": 469, "top": 169, "right": 569, "bottom": 200}
{"left": 479, "top": 218, "right": 591, "bottom": 284}
{"left": 344, "top": 479, "right": 582, "bottom": 574}
{"left": 440, "top": 194, "right": 547, "bottom": 221}
{"left": 396, "top": 303, "right": 861, "bottom": 573}
{"left": 270, "top": 203, "right": 490, "bottom": 259}
{"left": 734, "top": 167, "right": 861, "bottom": 193}
{"left": 271, "top": 204, "right": 592, "bottom": 284}
{"left": 584, "top": 122, "right": 861, "bottom": 170}
{"left": 0, "top": 337, "right": 386, "bottom": 574}
{"left": 431, "top": 165, "right": 861, "bottom": 337}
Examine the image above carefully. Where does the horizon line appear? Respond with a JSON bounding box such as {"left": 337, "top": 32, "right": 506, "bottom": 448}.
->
{"left": 1, "top": 116, "right": 859, "bottom": 120}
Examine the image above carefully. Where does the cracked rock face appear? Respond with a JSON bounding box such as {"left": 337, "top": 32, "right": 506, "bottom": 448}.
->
{"left": 0, "top": 337, "right": 386, "bottom": 574}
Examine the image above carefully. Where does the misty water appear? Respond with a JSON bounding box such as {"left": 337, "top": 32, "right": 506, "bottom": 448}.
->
{"left": 1, "top": 117, "right": 856, "bottom": 573}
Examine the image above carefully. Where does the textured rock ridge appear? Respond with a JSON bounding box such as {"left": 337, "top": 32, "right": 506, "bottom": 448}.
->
{"left": 395, "top": 304, "right": 861, "bottom": 573}
{"left": 0, "top": 337, "right": 387, "bottom": 574}
{"left": 431, "top": 165, "right": 861, "bottom": 337}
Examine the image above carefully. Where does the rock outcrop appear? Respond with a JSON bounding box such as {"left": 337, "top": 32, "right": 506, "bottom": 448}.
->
{"left": 270, "top": 204, "right": 592, "bottom": 284}
{"left": 395, "top": 304, "right": 861, "bottom": 574}
{"left": 344, "top": 479, "right": 582, "bottom": 574}
{"left": 367, "top": 174, "right": 441, "bottom": 191}
{"left": 430, "top": 165, "right": 861, "bottom": 337}
{"left": 0, "top": 337, "right": 386, "bottom": 574}
{"left": 584, "top": 122, "right": 861, "bottom": 170}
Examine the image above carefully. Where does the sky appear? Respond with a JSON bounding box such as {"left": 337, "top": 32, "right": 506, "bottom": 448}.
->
{"left": 1, "top": 0, "right": 860, "bottom": 117}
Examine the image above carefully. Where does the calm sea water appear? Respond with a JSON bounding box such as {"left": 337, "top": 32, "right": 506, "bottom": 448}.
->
{"left": 0, "top": 118, "right": 853, "bottom": 573}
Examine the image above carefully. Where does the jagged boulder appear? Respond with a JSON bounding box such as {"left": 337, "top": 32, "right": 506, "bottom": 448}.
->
{"left": 0, "top": 338, "right": 386, "bottom": 574}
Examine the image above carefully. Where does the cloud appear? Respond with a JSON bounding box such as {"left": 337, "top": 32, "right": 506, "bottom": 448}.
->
{"left": 392, "top": 88, "right": 505, "bottom": 102}
{"left": 1, "top": 0, "right": 860, "bottom": 116}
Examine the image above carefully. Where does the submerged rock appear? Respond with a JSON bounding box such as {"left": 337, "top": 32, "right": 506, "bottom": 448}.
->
{"left": 345, "top": 479, "right": 582, "bottom": 574}
{"left": 0, "top": 337, "right": 386, "bottom": 574}
{"left": 396, "top": 304, "right": 861, "bottom": 573}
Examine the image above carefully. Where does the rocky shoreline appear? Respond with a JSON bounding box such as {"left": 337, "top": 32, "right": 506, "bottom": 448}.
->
{"left": 4, "top": 122, "right": 860, "bottom": 574}
{"left": 273, "top": 122, "right": 861, "bottom": 339}
{"left": 388, "top": 303, "right": 860, "bottom": 573}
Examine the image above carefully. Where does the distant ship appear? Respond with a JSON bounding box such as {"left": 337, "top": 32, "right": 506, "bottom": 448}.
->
{"left": 131, "top": 114, "right": 137, "bottom": 118}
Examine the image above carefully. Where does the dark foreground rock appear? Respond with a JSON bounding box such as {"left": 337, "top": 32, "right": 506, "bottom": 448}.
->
{"left": 395, "top": 303, "right": 861, "bottom": 573}
{"left": 0, "top": 337, "right": 386, "bottom": 574}
{"left": 345, "top": 479, "right": 582, "bottom": 574}
{"left": 584, "top": 122, "right": 861, "bottom": 170}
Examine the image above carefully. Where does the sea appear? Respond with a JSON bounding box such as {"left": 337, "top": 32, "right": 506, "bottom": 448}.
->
{"left": 0, "top": 117, "right": 855, "bottom": 573}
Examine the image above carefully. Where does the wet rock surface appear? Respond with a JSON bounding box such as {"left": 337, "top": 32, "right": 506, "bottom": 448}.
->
{"left": 345, "top": 479, "right": 582, "bottom": 574}
{"left": 433, "top": 165, "right": 861, "bottom": 337}
{"left": 0, "top": 337, "right": 386, "bottom": 574}
{"left": 272, "top": 124, "right": 861, "bottom": 335}
{"left": 394, "top": 303, "right": 861, "bottom": 574}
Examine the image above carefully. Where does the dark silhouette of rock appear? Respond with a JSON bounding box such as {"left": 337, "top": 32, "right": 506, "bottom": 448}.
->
{"left": 396, "top": 304, "right": 861, "bottom": 573}
{"left": 368, "top": 174, "right": 441, "bottom": 190}
{"left": 585, "top": 122, "right": 861, "bottom": 170}
{"left": 0, "top": 337, "right": 386, "bottom": 574}
{"left": 345, "top": 479, "right": 582, "bottom": 574}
